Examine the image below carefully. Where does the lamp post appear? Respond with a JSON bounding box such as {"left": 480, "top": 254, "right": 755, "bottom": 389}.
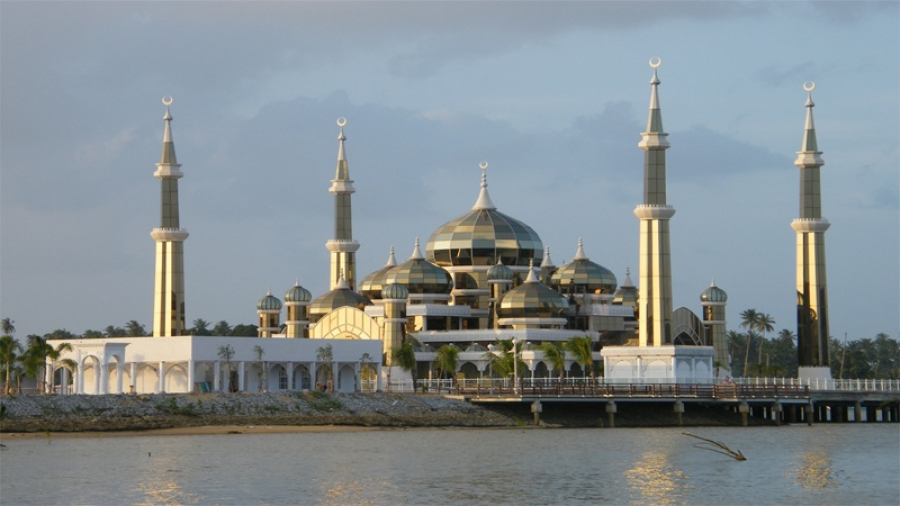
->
{"left": 512, "top": 338, "right": 519, "bottom": 395}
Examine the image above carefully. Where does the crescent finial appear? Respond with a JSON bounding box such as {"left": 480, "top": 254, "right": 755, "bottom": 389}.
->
{"left": 337, "top": 117, "right": 347, "bottom": 127}
{"left": 649, "top": 57, "right": 662, "bottom": 69}
{"left": 479, "top": 161, "right": 489, "bottom": 170}
{"left": 162, "top": 96, "right": 173, "bottom": 107}
{"left": 803, "top": 81, "right": 816, "bottom": 92}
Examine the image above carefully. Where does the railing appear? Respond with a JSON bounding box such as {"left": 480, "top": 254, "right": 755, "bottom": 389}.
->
{"left": 733, "top": 377, "right": 900, "bottom": 392}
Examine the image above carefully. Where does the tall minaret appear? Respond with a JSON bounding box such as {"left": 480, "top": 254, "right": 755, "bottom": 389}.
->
{"left": 791, "top": 82, "right": 831, "bottom": 379}
{"left": 151, "top": 96, "right": 189, "bottom": 337}
{"left": 326, "top": 118, "right": 360, "bottom": 291}
{"left": 634, "top": 58, "right": 675, "bottom": 347}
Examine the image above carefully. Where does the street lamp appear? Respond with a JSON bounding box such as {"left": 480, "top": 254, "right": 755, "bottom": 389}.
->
{"left": 512, "top": 338, "right": 519, "bottom": 395}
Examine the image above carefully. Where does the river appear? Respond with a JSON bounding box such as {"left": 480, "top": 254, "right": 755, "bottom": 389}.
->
{"left": 1, "top": 424, "right": 897, "bottom": 505}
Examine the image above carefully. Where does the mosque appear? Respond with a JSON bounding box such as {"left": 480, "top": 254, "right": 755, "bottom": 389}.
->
{"left": 49, "top": 60, "right": 832, "bottom": 395}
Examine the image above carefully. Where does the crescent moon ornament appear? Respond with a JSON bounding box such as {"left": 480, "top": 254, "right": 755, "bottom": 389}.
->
{"left": 479, "top": 161, "right": 489, "bottom": 170}
{"left": 803, "top": 81, "right": 816, "bottom": 92}
{"left": 337, "top": 117, "right": 347, "bottom": 127}
{"left": 649, "top": 57, "right": 662, "bottom": 69}
{"left": 162, "top": 96, "right": 173, "bottom": 106}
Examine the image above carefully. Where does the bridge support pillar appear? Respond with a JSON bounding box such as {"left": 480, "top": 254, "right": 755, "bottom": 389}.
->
{"left": 531, "top": 400, "right": 542, "bottom": 426}
{"left": 772, "top": 401, "right": 783, "bottom": 426}
{"left": 605, "top": 401, "right": 616, "bottom": 428}
{"left": 867, "top": 404, "right": 876, "bottom": 423}
{"left": 804, "top": 403, "right": 814, "bottom": 426}
{"left": 674, "top": 400, "right": 684, "bottom": 426}
{"left": 854, "top": 402, "right": 863, "bottom": 423}
{"left": 738, "top": 401, "right": 749, "bottom": 427}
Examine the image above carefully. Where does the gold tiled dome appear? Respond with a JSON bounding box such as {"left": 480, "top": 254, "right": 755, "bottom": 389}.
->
{"left": 497, "top": 267, "right": 569, "bottom": 319}
{"left": 359, "top": 247, "right": 398, "bottom": 300}
{"left": 386, "top": 239, "right": 453, "bottom": 295}
{"left": 549, "top": 239, "right": 617, "bottom": 295}
{"left": 308, "top": 276, "right": 372, "bottom": 320}
{"left": 257, "top": 291, "right": 282, "bottom": 310}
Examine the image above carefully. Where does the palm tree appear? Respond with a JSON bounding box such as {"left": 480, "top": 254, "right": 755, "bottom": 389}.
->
{"left": 25, "top": 336, "right": 74, "bottom": 394}
{"left": 105, "top": 325, "right": 125, "bottom": 337}
{"left": 566, "top": 335, "right": 594, "bottom": 381}
{"left": 755, "top": 313, "right": 776, "bottom": 365}
{"left": 316, "top": 344, "right": 333, "bottom": 390}
{"left": 739, "top": 309, "right": 759, "bottom": 377}
{"left": 253, "top": 345, "right": 266, "bottom": 391}
{"left": 125, "top": 320, "right": 146, "bottom": 337}
{"left": 0, "top": 335, "right": 22, "bottom": 395}
{"left": 539, "top": 342, "right": 566, "bottom": 382}
{"left": 434, "top": 344, "right": 459, "bottom": 385}
{"left": 393, "top": 340, "right": 418, "bottom": 392}
{"left": 192, "top": 319, "right": 211, "bottom": 336}
{"left": 218, "top": 344, "right": 236, "bottom": 392}
{"left": 1, "top": 318, "right": 15, "bottom": 336}
{"left": 213, "top": 320, "right": 232, "bottom": 336}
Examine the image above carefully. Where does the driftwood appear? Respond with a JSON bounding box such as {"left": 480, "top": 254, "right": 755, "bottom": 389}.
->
{"left": 682, "top": 432, "right": 747, "bottom": 461}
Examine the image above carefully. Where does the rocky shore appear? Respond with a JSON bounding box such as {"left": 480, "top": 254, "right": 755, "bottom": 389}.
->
{"left": 0, "top": 392, "right": 515, "bottom": 433}
{"left": 1, "top": 392, "right": 770, "bottom": 433}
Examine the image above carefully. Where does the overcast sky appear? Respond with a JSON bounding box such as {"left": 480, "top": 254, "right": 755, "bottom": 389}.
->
{"left": 1, "top": 1, "right": 897, "bottom": 342}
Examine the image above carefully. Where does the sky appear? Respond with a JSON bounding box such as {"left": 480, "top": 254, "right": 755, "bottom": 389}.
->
{"left": 1, "top": 1, "right": 897, "bottom": 343}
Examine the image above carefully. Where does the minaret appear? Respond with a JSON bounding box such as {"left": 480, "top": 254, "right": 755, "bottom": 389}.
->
{"left": 700, "top": 280, "right": 729, "bottom": 378}
{"left": 634, "top": 58, "right": 675, "bottom": 347}
{"left": 791, "top": 82, "right": 831, "bottom": 379}
{"left": 151, "top": 97, "right": 189, "bottom": 337}
{"left": 326, "top": 118, "right": 360, "bottom": 291}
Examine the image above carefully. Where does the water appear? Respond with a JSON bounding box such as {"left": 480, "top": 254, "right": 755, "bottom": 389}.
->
{"left": 1, "top": 425, "right": 897, "bottom": 505}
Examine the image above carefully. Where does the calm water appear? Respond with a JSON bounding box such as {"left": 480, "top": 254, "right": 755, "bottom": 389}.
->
{"left": 1, "top": 425, "right": 898, "bottom": 505}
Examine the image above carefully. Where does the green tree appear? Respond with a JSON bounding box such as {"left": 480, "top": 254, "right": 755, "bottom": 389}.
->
{"left": 253, "top": 344, "right": 266, "bottom": 391}
{"left": 218, "top": 344, "right": 236, "bottom": 392}
{"left": 739, "top": 309, "right": 760, "bottom": 376}
{"left": 213, "top": 320, "right": 232, "bottom": 336}
{"left": 393, "top": 340, "right": 418, "bottom": 391}
{"left": 755, "top": 313, "right": 776, "bottom": 365}
{"left": 105, "top": 325, "right": 126, "bottom": 337}
{"left": 539, "top": 342, "right": 566, "bottom": 382}
{"left": 434, "top": 344, "right": 460, "bottom": 384}
{"left": 192, "top": 319, "right": 211, "bottom": 336}
{"left": 0, "top": 335, "right": 22, "bottom": 395}
{"left": 25, "top": 336, "right": 74, "bottom": 394}
{"left": 125, "top": 320, "right": 147, "bottom": 337}
{"left": 566, "top": 335, "right": 594, "bottom": 380}
{"left": 316, "top": 344, "right": 334, "bottom": 390}
{"left": 1, "top": 318, "right": 15, "bottom": 336}
{"left": 82, "top": 329, "right": 104, "bottom": 339}
{"left": 230, "top": 324, "right": 258, "bottom": 337}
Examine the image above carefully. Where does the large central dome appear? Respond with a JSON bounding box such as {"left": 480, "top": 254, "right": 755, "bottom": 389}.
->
{"left": 426, "top": 167, "right": 543, "bottom": 267}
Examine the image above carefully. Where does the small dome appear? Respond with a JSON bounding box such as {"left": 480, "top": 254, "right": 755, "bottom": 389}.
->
{"left": 465, "top": 343, "right": 487, "bottom": 352}
{"left": 497, "top": 264, "right": 569, "bottom": 319}
{"left": 549, "top": 239, "right": 617, "bottom": 295}
{"left": 612, "top": 268, "right": 638, "bottom": 307}
{"left": 487, "top": 260, "right": 514, "bottom": 281}
{"left": 386, "top": 239, "right": 453, "bottom": 295}
{"left": 284, "top": 280, "right": 312, "bottom": 303}
{"left": 701, "top": 280, "right": 728, "bottom": 303}
{"left": 257, "top": 291, "right": 282, "bottom": 311}
{"left": 381, "top": 282, "right": 409, "bottom": 300}
{"left": 359, "top": 247, "right": 398, "bottom": 300}
{"left": 308, "top": 276, "right": 372, "bottom": 319}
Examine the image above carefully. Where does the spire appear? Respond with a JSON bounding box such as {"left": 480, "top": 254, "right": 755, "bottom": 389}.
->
{"left": 573, "top": 238, "right": 589, "bottom": 261}
{"left": 472, "top": 161, "right": 497, "bottom": 210}
{"left": 524, "top": 259, "right": 539, "bottom": 284}
{"left": 335, "top": 270, "right": 350, "bottom": 290}
{"left": 334, "top": 117, "right": 350, "bottom": 181}
{"left": 638, "top": 58, "right": 670, "bottom": 150}
{"left": 385, "top": 246, "right": 398, "bottom": 267}
{"left": 710, "top": 278, "right": 717, "bottom": 288}
{"left": 622, "top": 268, "right": 634, "bottom": 288}
{"left": 540, "top": 246, "right": 555, "bottom": 268}
{"left": 795, "top": 82, "right": 825, "bottom": 168}
{"left": 160, "top": 96, "right": 177, "bottom": 165}
{"left": 409, "top": 238, "right": 425, "bottom": 260}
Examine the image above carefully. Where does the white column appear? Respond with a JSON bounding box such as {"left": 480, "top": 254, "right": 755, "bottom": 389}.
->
{"left": 44, "top": 360, "right": 53, "bottom": 394}
{"left": 61, "top": 367, "right": 70, "bottom": 395}
{"left": 331, "top": 362, "right": 338, "bottom": 391}
{"left": 116, "top": 361, "right": 124, "bottom": 394}
{"left": 238, "top": 361, "right": 246, "bottom": 392}
{"left": 354, "top": 362, "right": 361, "bottom": 392}
{"left": 214, "top": 361, "right": 221, "bottom": 392}
{"left": 158, "top": 361, "right": 166, "bottom": 393}
{"left": 93, "top": 360, "right": 101, "bottom": 394}
{"left": 286, "top": 362, "right": 294, "bottom": 391}
{"left": 187, "top": 360, "right": 195, "bottom": 392}
{"left": 130, "top": 362, "right": 137, "bottom": 394}
{"left": 309, "top": 362, "right": 317, "bottom": 390}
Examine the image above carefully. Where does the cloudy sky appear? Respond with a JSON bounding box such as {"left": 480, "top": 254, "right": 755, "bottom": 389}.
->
{"left": 1, "top": 1, "right": 897, "bottom": 343}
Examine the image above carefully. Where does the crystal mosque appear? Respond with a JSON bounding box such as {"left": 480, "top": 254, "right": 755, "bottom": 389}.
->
{"left": 49, "top": 60, "right": 833, "bottom": 395}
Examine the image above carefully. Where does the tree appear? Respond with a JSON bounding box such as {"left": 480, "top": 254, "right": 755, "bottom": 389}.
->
{"left": 125, "top": 320, "right": 147, "bottom": 337}
{"left": 1, "top": 318, "right": 15, "bottom": 336}
{"left": 218, "top": 344, "right": 236, "bottom": 392}
{"left": 25, "top": 336, "right": 74, "bottom": 394}
{"left": 755, "top": 313, "right": 776, "bottom": 365}
{"left": 82, "top": 329, "right": 104, "bottom": 339}
{"left": 739, "top": 309, "right": 760, "bottom": 377}
{"left": 539, "top": 342, "right": 566, "bottom": 382}
{"left": 105, "top": 325, "right": 125, "bottom": 337}
{"left": 393, "top": 340, "right": 418, "bottom": 391}
{"left": 434, "top": 344, "right": 459, "bottom": 384}
{"left": 566, "top": 335, "right": 594, "bottom": 380}
{"left": 316, "top": 344, "right": 333, "bottom": 390}
{"left": 213, "top": 320, "right": 232, "bottom": 336}
{"left": 726, "top": 330, "right": 746, "bottom": 376}
{"left": 0, "top": 335, "right": 22, "bottom": 395}
{"left": 192, "top": 319, "right": 211, "bottom": 336}
{"left": 230, "top": 324, "right": 258, "bottom": 337}
{"left": 253, "top": 345, "right": 266, "bottom": 391}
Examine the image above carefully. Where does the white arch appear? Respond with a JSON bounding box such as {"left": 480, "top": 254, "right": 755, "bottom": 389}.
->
{"left": 311, "top": 307, "right": 381, "bottom": 340}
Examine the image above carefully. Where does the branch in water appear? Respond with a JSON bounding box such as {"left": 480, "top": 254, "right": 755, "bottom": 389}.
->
{"left": 683, "top": 432, "right": 747, "bottom": 461}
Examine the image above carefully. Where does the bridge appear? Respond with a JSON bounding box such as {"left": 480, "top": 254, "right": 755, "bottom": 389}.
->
{"left": 388, "top": 377, "right": 900, "bottom": 426}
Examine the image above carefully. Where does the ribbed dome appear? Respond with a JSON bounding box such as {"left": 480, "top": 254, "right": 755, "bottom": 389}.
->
{"left": 612, "top": 268, "right": 638, "bottom": 307}
{"left": 381, "top": 282, "right": 409, "bottom": 300}
{"left": 701, "top": 281, "right": 728, "bottom": 303}
{"left": 487, "top": 260, "right": 514, "bottom": 281}
{"left": 425, "top": 168, "right": 542, "bottom": 267}
{"left": 284, "top": 281, "right": 312, "bottom": 303}
{"left": 549, "top": 239, "right": 617, "bottom": 295}
{"left": 308, "top": 277, "right": 372, "bottom": 318}
{"left": 497, "top": 267, "right": 569, "bottom": 319}
{"left": 386, "top": 239, "right": 453, "bottom": 295}
{"left": 359, "top": 247, "right": 398, "bottom": 300}
{"left": 257, "top": 291, "right": 282, "bottom": 310}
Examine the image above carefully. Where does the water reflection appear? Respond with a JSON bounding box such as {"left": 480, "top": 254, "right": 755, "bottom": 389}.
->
{"left": 791, "top": 451, "right": 837, "bottom": 489}
{"left": 624, "top": 451, "right": 691, "bottom": 505}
